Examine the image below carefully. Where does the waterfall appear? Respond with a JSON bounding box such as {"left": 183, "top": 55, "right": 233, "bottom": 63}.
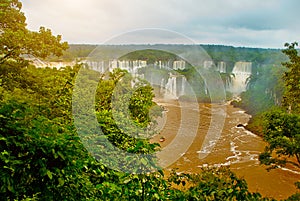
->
{"left": 163, "top": 74, "right": 187, "bottom": 99}
{"left": 80, "top": 59, "right": 192, "bottom": 99}
{"left": 204, "top": 60, "right": 214, "bottom": 69}
{"left": 160, "top": 78, "right": 165, "bottom": 94}
{"left": 155, "top": 60, "right": 170, "bottom": 69}
{"left": 179, "top": 76, "right": 187, "bottom": 96}
{"left": 83, "top": 59, "right": 147, "bottom": 74}
{"left": 229, "top": 62, "right": 252, "bottom": 95}
{"left": 164, "top": 75, "right": 178, "bottom": 99}
{"left": 173, "top": 60, "right": 186, "bottom": 70}
{"left": 204, "top": 80, "right": 208, "bottom": 95}
{"left": 217, "top": 61, "right": 226, "bottom": 73}
{"left": 83, "top": 60, "right": 106, "bottom": 72}
{"left": 109, "top": 59, "right": 118, "bottom": 71}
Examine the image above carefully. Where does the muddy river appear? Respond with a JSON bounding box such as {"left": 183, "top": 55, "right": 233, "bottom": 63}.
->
{"left": 151, "top": 99, "right": 300, "bottom": 200}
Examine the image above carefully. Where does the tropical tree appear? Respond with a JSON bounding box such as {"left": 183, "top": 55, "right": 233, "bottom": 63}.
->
{"left": 0, "top": 0, "right": 68, "bottom": 65}
{"left": 259, "top": 108, "right": 300, "bottom": 169}
{"left": 281, "top": 42, "right": 300, "bottom": 113}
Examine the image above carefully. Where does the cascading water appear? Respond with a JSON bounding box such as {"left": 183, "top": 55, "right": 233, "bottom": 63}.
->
{"left": 165, "top": 75, "right": 178, "bottom": 99}
{"left": 204, "top": 60, "right": 214, "bottom": 69}
{"left": 84, "top": 59, "right": 147, "bottom": 75}
{"left": 160, "top": 78, "right": 165, "bottom": 94}
{"left": 82, "top": 59, "right": 192, "bottom": 99}
{"left": 84, "top": 59, "right": 252, "bottom": 98}
{"left": 173, "top": 60, "right": 186, "bottom": 70}
{"left": 179, "top": 76, "right": 187, "bottom": 97}
{"left": 229, "top": 62, "right": 252, "bottom": 95}
{"left": 85, "top": 60, "right": 106, "bottom": 72}
{"left": 163, "top": 74, "right": 188, "bottom": 99}
{"left": 217, "top": 61, "right": 226, "bottom": 73}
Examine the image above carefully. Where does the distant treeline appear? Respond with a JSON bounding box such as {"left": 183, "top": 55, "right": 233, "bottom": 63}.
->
{"left": 52, "top": 44, "right": 287, "bottom": 68}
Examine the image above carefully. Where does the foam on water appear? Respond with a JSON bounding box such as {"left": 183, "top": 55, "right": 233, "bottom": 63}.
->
{"left": 197, "top": 140, "right": 217, "bottom": 154}
{"left": 280, "top": 167, "right": 300, "bottom": 175}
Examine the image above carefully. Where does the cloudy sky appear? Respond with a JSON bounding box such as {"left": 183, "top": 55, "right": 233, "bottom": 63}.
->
{"left": 20, "top": 0, "right": 299, "bottom": 48}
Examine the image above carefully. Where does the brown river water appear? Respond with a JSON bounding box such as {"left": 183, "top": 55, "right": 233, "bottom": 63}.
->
{"left": 151, "top": 99, "right": 300, "bottom": 200}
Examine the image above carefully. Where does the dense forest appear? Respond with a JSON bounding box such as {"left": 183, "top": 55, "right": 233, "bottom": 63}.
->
{"left": 1, "top": 0, "right": 300, "bottom": 200}
{"left": 57, "top": 44, "right": 287, "bottom": 65}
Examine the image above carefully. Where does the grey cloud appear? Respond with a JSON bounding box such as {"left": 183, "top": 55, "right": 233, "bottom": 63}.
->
{"left": 20, "top": 0, "right": 300, "bottom": 48}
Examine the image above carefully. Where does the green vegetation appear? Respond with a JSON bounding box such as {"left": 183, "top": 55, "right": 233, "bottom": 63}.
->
{"left": 258, "top": 43, "right": 300, "bottom": 168}
{"left": 202, "top": 45, "right": 287, "bottom": 69}
{"left": 1, "top": 0, "right": 300, "bottom": 200}
{"left": 0, "top": 0, "right": 68, "bottom": 64}
{"left": 281, "top": 42, "right": 300, "bottom": 113}
{"left": 259, "top": 108, "right": 300, "bottom": 169}
{"left": 120, "top": 49, "right": 179, "bottom": 64}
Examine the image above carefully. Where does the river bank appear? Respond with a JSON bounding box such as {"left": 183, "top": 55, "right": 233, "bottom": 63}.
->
{"left": 151, "top": 99, "right": 300, "bottom": 200}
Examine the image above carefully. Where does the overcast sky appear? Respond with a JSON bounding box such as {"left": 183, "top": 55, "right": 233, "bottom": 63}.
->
{"left": 20, "top": 0, "right": 299, "bottom": 48}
